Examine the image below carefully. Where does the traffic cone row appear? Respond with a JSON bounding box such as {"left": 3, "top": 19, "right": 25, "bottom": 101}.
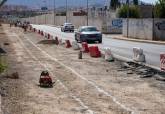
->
{"left": 30, "top": 27, "right": 103, "bottom": 59}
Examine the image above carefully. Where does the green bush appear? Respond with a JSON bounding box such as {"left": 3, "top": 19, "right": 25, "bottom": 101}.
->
{"left": 117, "top": 5, "right": 140, "bottom": 18}
{"left": 0, "top": 63, "right": 7, "bottom": 73}
{"left": 154, "top": 0, "right": 165, "bottom": 18}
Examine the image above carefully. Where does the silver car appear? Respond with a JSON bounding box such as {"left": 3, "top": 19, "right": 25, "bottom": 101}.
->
{"left": 61, "top": 23, "right": 74, "bottom": 32}
{"left": 75, "top": 26, "right": 102, "bottom": 43}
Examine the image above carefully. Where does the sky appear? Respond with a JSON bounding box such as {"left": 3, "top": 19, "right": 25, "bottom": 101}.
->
{"left": 5, "top": 0, "right": 158, "bottom": 8}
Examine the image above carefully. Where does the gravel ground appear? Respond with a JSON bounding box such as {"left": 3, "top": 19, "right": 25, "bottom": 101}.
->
{"left": 0, "top": 24, "right": 165, "bottom": 114}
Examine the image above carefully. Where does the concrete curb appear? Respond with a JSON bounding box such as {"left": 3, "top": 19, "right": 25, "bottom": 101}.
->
{"left": 100, "top": 49, "right": 162, "bottom": 72}
{"left": 31, "top": 26, "right": 163, "bottom": 72}
{"left": 104, "top": 35, "right": 165, "bottom": 45}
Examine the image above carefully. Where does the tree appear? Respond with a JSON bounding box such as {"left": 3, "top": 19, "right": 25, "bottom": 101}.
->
{"left": 117, "top": 5, "right": 140, "bottom": 18}
{"left": 0, "top": 0, "right": 7, "bottom": 7}
{"left": 133, "top": 0, "right": 139, "bottom": 5}
{"left": 110, "top": 0, "right": 120, "bottom": 10}
{"left": 154, "top": 0, "right": 165, "bottom": 18}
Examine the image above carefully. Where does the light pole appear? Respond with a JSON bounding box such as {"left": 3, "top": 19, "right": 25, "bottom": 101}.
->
{"left": 152, "top": 4, "right": 155, "bottom": 40}
{"left": 126, "top": 0, "right": 129, "bottom": 38}
{"left": 43, "top": 0, "right": 47, "bottom": 24}
{"left": 66, "top": 0, "right": 68, "bottom": 23}
{"left": 53, "top": 0, "right": 56, "bottom": 25}
{"left": 87, "top": 0, "right": 89, "bottom": 26}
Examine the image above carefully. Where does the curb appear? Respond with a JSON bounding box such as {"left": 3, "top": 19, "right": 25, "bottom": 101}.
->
{"left": 104, "top": 35, "right": 165, "bottom": 45}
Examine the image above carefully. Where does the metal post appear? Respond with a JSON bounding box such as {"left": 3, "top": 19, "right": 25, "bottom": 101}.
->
{"left": 87, "top": 0, "right": 89, "bottom": 26}
{"left": 43, "top": 0, "right": 46, "bottom": 25}
{"left": 126, "top": 0, "right": 129, "bottom": 38}
{"left": 152, "top": 4, "right": 155, "bottom": 40}
{"left": 66, "top": 0, "right": 68, "bottom": 23}
{"left": 53, "top": 0, "right": 56, "bottom": 25}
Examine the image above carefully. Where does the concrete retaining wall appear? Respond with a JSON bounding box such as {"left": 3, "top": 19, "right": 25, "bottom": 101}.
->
{"left": 123, "top": 19, "right": 165, "bottom": 41}
{"left": 22, "top": 13, "right": 102, "bottom": 30}
{"left": 123, "top": 19, "right": 153, "bottom": 40}
{"left": 154, "top": 19, "right": 165, "bottom": 41}
{"left": 102, "top": 18, "right": 122, "bottom": 34}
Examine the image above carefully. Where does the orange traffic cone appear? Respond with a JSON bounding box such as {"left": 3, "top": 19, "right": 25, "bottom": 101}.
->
{"left": 48, "top": 34, "right": 50, "bottom": 39}
{"left": 55, "top": 37, "right": 59, "bottom": 45}
{"left": 65, "top": 40, "right": 72, "bottom": 48}
{"left": 81, "top": 42, "right": 89, "bottom": 53}
{"left": 41, "top": 31, "right": 44, "bottom": 36}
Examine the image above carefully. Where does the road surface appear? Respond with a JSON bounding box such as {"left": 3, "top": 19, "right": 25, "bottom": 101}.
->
{"left": 1, "top": 24, "right": 165, "bottom": 114}
{"left": 31, "top": 24, "right": 165, "bottom": 69}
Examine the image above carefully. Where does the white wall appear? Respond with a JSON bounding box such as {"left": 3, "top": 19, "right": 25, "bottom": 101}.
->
{"left": 22, "top": 12, "right": 104, "bottom": 30}
{"left": 123, "top": 19, "right": 165, "bottom": 41}
{"left": 123, "top": 19, "right": 153, "bottom": 40}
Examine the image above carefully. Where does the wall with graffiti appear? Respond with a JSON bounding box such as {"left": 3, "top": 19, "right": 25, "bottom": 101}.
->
{"left": 102, "top": 18, "right": 122, "bottom": 34}
{"left": 154, "top": 19, "right": 165, "bottom": 41}
{"left": 123, "top": 19, "right": 165, "bottom": 41}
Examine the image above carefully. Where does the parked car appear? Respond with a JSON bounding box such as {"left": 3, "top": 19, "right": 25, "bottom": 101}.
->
{"left": 75, "top": 26, "right": 102, "bottom": 43}
{"left": 61, "top": 23, "right": 74, "bottom": 32}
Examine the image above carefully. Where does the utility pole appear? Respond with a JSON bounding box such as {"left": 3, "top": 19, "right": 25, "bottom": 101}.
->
{"left": 87, "top": 0, "right": 89, "bottom": 26}
{"left": 66, "top": 0, "right": 68, "bottom": 23}
{"left": 43, "top": 0, "right": 47, "bottom": 25}
{"left": 126, "top": 0, "right": 129, "bottom": 38}
{"left": 53, "top": 0, "right": 56, "bottom": 25}
{"left": 152, "top": 4, "right": 155, "bottom": 40}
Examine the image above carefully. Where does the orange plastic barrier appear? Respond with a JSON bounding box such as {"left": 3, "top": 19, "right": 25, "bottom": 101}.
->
{"left": 89, "top": 46, "right": 101, "bottom": 58}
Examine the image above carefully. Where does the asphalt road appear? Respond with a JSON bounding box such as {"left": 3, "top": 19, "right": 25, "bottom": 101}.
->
{"left": 31, "top": 24, "right": 165, "bottom": 69}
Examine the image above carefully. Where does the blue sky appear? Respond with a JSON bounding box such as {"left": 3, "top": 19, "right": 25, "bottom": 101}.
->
{"left": 5, "top": 0, "right": 158, "bottom": 7}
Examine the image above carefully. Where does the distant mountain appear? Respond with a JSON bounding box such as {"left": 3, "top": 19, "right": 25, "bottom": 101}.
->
{"left": 5, "top": 0, "right": 150, "bottom": 9}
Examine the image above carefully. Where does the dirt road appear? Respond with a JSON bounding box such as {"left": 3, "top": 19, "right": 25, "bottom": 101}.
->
{"left": 0, "top": 24, "right": 165, "bottom": 114}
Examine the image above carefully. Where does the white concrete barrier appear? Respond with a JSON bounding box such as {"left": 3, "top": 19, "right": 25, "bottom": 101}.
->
{"left": 160, "top": 53, "right": 165, "bottom": 71}
{"left": 59, "top": 39, "right": 64, "bottom": 45}
{"left": 103, "top": 47, "right": 114, "bottom": 61}
{"left": 133, "top": 47, "right": 145, "bottom": 62}
{"left": 72, "top": 41, "right": 80, "bottom": 50}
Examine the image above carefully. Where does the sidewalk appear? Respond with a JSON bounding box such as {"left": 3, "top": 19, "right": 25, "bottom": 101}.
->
{"left": 104, "top": 34, "right": 165, "bottom": 45}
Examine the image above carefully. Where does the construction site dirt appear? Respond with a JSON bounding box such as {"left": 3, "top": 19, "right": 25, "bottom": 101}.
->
{"left": 0, "top": 24, "right": 165, "bottom": 114}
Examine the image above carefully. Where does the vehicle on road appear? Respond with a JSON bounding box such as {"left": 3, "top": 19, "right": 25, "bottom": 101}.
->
{"left": 39, "top": 70, "right": 53, "bottom": 87}
{"left": 75, "top": 26, "right": 102, "bottom": 43}
{"left": 61, "top": 23, "right": 74, "bottom": 32}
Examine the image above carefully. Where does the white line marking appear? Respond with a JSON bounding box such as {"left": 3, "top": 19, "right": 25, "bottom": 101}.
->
{"left": 24, "top": 31, "right": 137, "bottom": 114}
{"left": 11, "top": 32, "right": 94, "bottom": 114}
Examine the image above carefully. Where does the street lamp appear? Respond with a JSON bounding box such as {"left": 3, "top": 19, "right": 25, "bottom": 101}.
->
{"left": 53, "top": 0, "right": 56, "bottom": 25}
{"left": 152, "top": 4, "right": 155, "bottom": 40}
{"left": 43, "top": 0, "right": 47, "bottom": 24}
{"left": 126, "top": 0, "right": 129, "bottom": 38}
{"left": 66, "top": 0, "right": 68, "bottom": 22}
{"left": 87, "top": 0, "right": 89, "bottom": 26}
